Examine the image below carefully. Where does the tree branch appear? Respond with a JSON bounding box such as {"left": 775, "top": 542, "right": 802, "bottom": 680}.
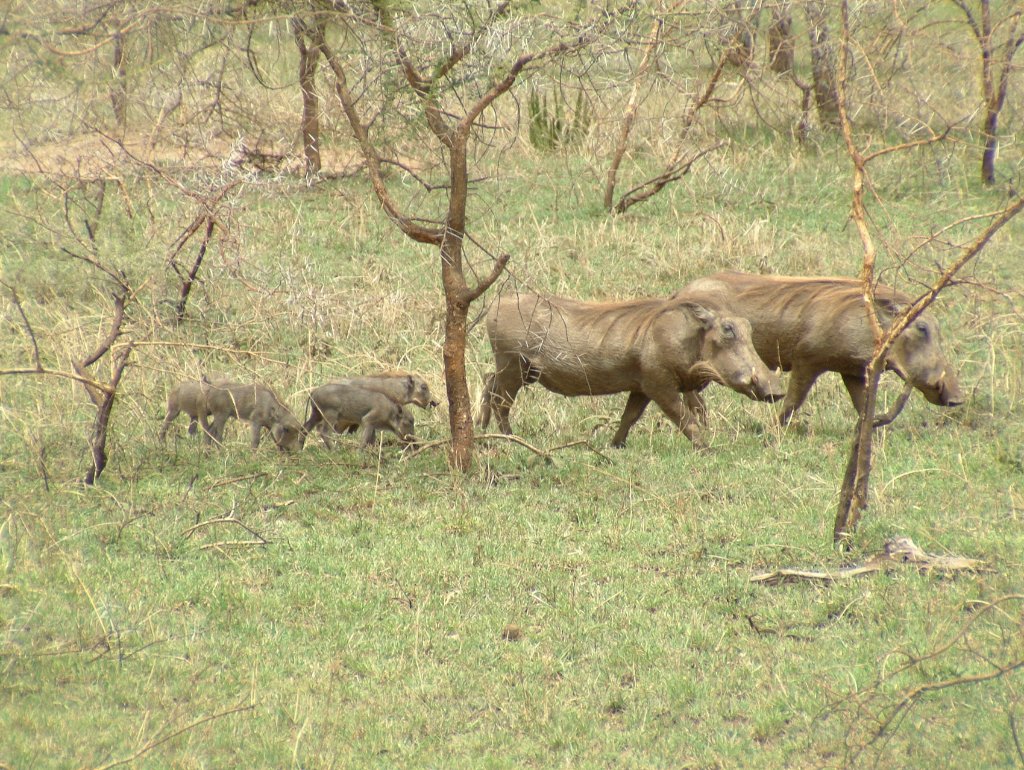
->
{"left": 464, "top": 252, "right": 510, "bottom": 304}
{"left": 315, "top": 31, "right": 444, "bottom": 246}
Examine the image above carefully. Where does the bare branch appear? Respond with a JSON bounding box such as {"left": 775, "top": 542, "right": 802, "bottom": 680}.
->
{"left": 464, "top": 253, "right": 510, "bottom": 304}
{"left": 315, "top": 31, "right": 444, "bottom": 246}
{"left": 0, "top": 281, "right": 42, "bottom": 371}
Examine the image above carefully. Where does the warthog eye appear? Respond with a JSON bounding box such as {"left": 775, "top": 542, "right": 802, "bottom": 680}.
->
{"left": 721, "top": 322, "right": 736, "bottom": 340}
{"left": 915, "top": 321, "right": 929, "bottom": 338}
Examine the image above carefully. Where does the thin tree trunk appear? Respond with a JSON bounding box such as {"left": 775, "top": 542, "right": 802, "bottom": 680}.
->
{"left": 604, "top": 15, "right": 663, "bottom": 212}
{"left": 834, "top": 366, "right": 881, "bottom": 543}
{"left": 981, "top": 106, "right": 999, "bottom": 184}
{"left": 175, "top": 218, "right": 215, "bottom": 323}
{"left": 806, "top": 0, "right": 841, "bottom": 129}
{"left": 293, "top": 20, "right": 323, "bottom": 178}
{"left": 110, "top": 31, "right": 127, "bottom": 134}
{"left": 768, "top": 4, "right": 794, "bottom": 73}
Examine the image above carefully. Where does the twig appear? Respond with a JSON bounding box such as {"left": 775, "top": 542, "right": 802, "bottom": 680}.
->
{"left": 206, "top": 473, "right": 267, "bottom": 489}
{"left": 547, "top": 439, "right": 612, "bottom": 463}
{"left": 476, "top": 432, "right": 553, "bottom": 460}
{"left": 91, "top": 702, "right": 254, "bottom": 770}
{"left": 872, "top": 381, "right": 914, "bottom": 427}
{"left": 182, "top": 517, "right": 267, "bottom": 543}
{"left": 198, "top": 540, "right": 268, "bottom": 551}
{"left": 751, "top": 536, "right": 991, "bottom": 585}
{"left": 0, "top": 281, "right": 42, "bottom": 369}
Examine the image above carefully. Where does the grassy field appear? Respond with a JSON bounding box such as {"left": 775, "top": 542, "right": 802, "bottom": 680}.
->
{"left": 3, "top": 42, "right": 1024, "bottom": 770}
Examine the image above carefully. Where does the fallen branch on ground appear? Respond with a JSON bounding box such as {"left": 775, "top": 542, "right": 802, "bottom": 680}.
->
{"left": 751, "top": 536, "right": 991, "bottom": 585}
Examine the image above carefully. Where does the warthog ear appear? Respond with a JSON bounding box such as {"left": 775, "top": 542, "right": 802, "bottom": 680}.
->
{"left": 678, "top": 301, "right": 717, "bottom": 330}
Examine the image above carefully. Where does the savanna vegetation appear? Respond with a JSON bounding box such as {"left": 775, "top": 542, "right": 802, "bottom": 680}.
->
{"left": 2, "top": 1, "right": 1024, "bottom": 767}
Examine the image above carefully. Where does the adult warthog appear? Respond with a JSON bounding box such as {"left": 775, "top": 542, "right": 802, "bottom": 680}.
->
{"left": 680, "top": 272, "right": 965, "bottom": 424}
{"left": 478, "top": 291, "right": 784, "bottom": 448}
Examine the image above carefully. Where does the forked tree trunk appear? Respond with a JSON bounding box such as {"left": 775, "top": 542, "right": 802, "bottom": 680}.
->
{"left": 723, "top": 0, "right": 759, "bottom": 67}
{"left": 806, "top": 0, "right": 841, "bottom": 129}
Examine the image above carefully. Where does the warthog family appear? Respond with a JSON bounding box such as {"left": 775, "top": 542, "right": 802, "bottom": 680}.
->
{"left": 161, "top": 370, "right": 435, "bottom": 452}
{"left": 479, "top": 290, "right": 784, "bottom": 448}
{"left": 680, "top": 272, "right": 965, "bottom": 424}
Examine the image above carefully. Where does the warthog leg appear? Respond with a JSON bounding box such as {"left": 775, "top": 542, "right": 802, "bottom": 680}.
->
{"left": 779, "top": 367, "right": 822, "bottom": 425}
{"left": 650, "top": 391, "right": 705, "bottom": 449}
{"left": 611, "top": 392, "right": 651, "bottom": 448}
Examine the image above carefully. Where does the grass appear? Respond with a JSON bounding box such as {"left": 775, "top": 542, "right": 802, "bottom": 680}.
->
{"left": 3, "top": 51, "right": 1024, "bottom": 770}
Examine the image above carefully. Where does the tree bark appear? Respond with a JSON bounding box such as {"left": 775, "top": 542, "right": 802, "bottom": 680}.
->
{"left": 293, "top": 19, "right": 323, "bottom": 179}
{"left": 806, "top": 0, "right": 841, "bottom": 129}
{"left": 951, "top": 0, "right": 1024, "bottom": 185}
{"left": 768, "top": 4, "right": 794, "bottom": 74}
{"left": 110, "top": 31, "right": 127, "bottom": 134}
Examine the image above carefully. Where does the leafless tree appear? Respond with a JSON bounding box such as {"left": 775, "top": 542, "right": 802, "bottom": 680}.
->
{"left": 306, "top": 3, "right": 602, "bottom": 470}
{"left": 603, "top": 5, "right": 730, "bottom": 214}
{"left": 831, "top": 0, "right": 1024, "bottom": 543}
{"left": 767, "top": 2, "right": 794, "bottom": 73}
{"left": 951, "top": 0, "right": 1024, "bottom": 185}
{"left": 805, "top": 0, "right": 841, "bottom": 129}
{"left": 291, "top": 16, "right": 325, "bottom": 179}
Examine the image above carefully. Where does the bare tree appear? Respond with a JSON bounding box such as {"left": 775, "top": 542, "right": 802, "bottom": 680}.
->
{"left": 291, "top": 16, "right": 325, "bottom": 179}
{"left": 831, "top": 0, "right": 1024, "bottom": 543}
{"left": 767, "top": 2, "right": 794, "bottom": 73}
{"left": 951, "top": 0, "right": 1024, "bottom": 185}
{"left": 805, "top": 0, "right": 841, "bottom": 129}
{"left": 603, "top": 6, "right": 729, "bottom": 214}
{"left": 309, "top": 4, "right": 599, "bottom": 470}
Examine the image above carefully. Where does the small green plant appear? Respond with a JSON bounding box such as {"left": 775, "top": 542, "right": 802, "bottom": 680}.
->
{"left": 527, "top": 88, "right": 591, "bottom": 151}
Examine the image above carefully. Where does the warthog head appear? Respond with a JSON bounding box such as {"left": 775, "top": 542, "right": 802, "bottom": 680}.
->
{"left": 272, "top": 413, "right": 305, "bottom": 452}
{"left": 685, "top": 304, "right": 785, "bottom": 403}
{"left": 887, "top": 316, "right": 964, "bottom": 408}
{"left": 410, "top": 376, "right": 440, "bottom": 409}
{"left": 396, "top": 409, "right": 417, "bottom": 444}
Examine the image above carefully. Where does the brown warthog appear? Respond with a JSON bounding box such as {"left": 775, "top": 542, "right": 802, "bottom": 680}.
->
{"left": 199, "top": 381, "right": 304, "bottom": 451}
{"left": 478, "top": 291, "right": 784, "bottom": 448}
{"left": 680, "top": 272, "right": 965, "bottom": 424}
{"left": 159, "top": 376, "right": 235, "bottom": 441}
{"left": 302, "top": 383, "right": 416, "bottom": 449}
{"left": 335, "top": 372, "right": 438, "bottom": 409}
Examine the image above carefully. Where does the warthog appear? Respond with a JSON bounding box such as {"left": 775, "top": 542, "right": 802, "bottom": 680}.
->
{"left": 159, "top": 376, "right": 236, "bottom": 441}
{"left": 199, "top": 381, "right": 304, "bottom": 451}
{"left": 302, "top": 383, "right": 416, "bottom": 449}
{"left": 680, "top": 272, "right": 965, "bottom": 424}
{"left": 328, "top": 373, "right": 438, "bottom": 434}
{"left": 478, "top": 291, "right": 784, "bottom": 448}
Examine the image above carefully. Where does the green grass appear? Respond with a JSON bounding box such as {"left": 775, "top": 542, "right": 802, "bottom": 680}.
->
{"left": 3, "top": 76, "right": 1024, "bottom": 770}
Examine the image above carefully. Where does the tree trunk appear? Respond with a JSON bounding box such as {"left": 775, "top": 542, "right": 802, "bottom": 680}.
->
{"left": 981, "top": 106, "right": 998, "bottom": 185}
{"left": 110, "top": 32, "right": 127, "bottom": 134}
{"left": 834, "top": 365, "right": 881, "bottom": 544}
{"left": 293, "top": 21, "right": 323, "bottom": 178}
{"left": 723, "top": 0, "right": 759, "bottom": 67}
{"left": 441, "top": 133, "right": 475, "bottom": 471}
{"left": 806, "top": 0, "right": 841, "bottom": 129}
{"left": 441, "top": 256, "right": 474, "bottom": 472}
{"left": 768, "top": 4, "right": 794, "bottom": 74}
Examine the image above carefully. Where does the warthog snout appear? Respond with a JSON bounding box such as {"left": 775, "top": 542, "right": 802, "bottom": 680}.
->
{"left": 726, "top": 368, "right": 785, "bottom": 403}
{"left": 752, "top": 370, "right": 786, "bottom": 403}
{"left": 918, "top": 369, "right": 965, "bottom": 408}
